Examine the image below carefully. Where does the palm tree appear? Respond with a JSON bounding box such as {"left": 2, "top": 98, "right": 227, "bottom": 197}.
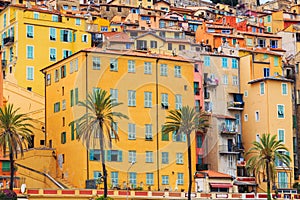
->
{"left": 246, "top": 134, "right": 291, "bottom": 200}
{"left": 71, "top": 89, "right": 128, "bottom": 198}
{"left": 0, "top": 104, "right": 33, "bottom": 190}
{"left": 162, "top": 106, "right": 209, "bottom": 200}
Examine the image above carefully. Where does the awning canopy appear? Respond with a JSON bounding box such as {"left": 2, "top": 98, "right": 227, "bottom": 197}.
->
{"left": 210, "top": 183, "right": 233, "bottom": 188}
{"left": 233, "top": 180, "right": 257, "bottom": 186}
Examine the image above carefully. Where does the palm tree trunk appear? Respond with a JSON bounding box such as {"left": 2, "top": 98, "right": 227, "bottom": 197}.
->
{"left": 187, "top": 133, "right": 192, "bottom": 200}
{"left": 9, "top": 152, "right": 14, "bottom": 190}
{"left": 99, "top": 124, "right": 108, "bottom": 198}
{"left": 266, "top": 160, "right": 271, "bottom": 200}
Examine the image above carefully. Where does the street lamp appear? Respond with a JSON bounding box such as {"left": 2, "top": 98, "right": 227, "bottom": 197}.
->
{"left": 127, "top": 161, "right": 135, "bottom": 200}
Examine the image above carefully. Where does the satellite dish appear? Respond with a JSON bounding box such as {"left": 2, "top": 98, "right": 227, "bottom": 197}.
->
{"left": 21, "top": 184, "right": 26, "bottom": 194}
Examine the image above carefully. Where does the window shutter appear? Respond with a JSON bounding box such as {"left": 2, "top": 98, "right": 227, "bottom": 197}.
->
{"left": 107, "top": 150, "right": 111, "bottom": 161}
{"left": 73, "top": 33, "right": 76, "bottom": 42}
{"left": 70, "top": 90, "right": 74, "bottom": 106}
{"left": 90, "top": 150, "right": 94, "bottom": 161}
{"left": 60, "top": 30, "right": 63, "bottom": 41}
{"left": 75, "top": 88, "right": 79, "bottom": 104}
{"left": 286, "top": 151, "right": 290, "bottom": 165}
{"left": 71, "top": 123, "right": 74, "bottom": 140}
{"left": 118, "top": 151, "right": 122, "bottom": 162}
{"left": 68, "top": 31, "right": 72, "bottom": 42}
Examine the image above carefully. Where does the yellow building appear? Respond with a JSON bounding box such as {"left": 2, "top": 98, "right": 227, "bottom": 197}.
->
{"left": 239, "top": 50, "right": 295, "bottom": 191}
{"left": 42, "top": 48, "right": 196, "bottom": 191}
{"left": 0, "top": 4, "right": 92, "bottom": 95}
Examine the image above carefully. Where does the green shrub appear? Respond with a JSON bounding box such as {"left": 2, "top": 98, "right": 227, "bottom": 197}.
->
{"left": 95, "top": 195, "right": 114, "bottom": 200}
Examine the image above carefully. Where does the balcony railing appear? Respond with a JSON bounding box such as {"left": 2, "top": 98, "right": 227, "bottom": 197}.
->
{"left": 227, "top": 101, "right": 244, "bottom": 110}
{"left": 3, "top": 36, "right": 14, "bottom": 46}
{"left": 219, "top": 145, "right": 239, "bottom": 154}
{"left": 219, "top": 124, "right": 238, "bottom": 135}
{"left": 205, "top": 78, "right": 218, "bottom": 86}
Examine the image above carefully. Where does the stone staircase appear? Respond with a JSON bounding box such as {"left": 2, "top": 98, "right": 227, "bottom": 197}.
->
{"left": 55, "top": 178, "right": 76, "bottom": 189}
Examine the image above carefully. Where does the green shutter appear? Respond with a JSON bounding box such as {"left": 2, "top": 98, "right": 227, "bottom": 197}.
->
{"left": 293, "top": 115, "right": 297, "bottom": 129}
{"left": 2, "top": 161, "right": 10, "bottom": 172}
{"left": 68, "top": 31, "right": 72, "bottom": 42}
{"left": 118, "top": 151, "right": 122, "bottom": 162}
{"left": 73, "top": 33, "right": 76, "bottom": 42}
{"left": 75, "top": 88, "right": 79, "bottom": 104}
{"left": 60, "top": 30, "right": 63, "bottom": 41}
{"left": 90, "top": 150, "right": 94, "bottom": 161}
{"left": 70, "top": 90, "right": 74, "bottom": 107}
{"left": 71, "top": 123, "right": 74, "bottom": 140}
{"left": 162, "top": 132, "right": 169, "bottom": 141}
{"left": 286, "top": 151, "right": 290, "bottom": 165}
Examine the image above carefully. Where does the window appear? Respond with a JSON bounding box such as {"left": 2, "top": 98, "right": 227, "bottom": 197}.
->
{"left": 128, "top": 60, "right": 135, "bottom": 73}
{"left": 260, "top": 82, "right": 265, "bottom": 95}
{"left": 222, "top": 58, "right": 228, "bottom": 68}
{"left": 282, "top": 83, "right": 287, "bottom": 95}
{"left": 267, "top": 15, "right": 271, "bottom": 22}
{"left": 70, "top": 90, "right": 74, "bottom": 107}
{"left": 160, "top": 64, "right": 168, "bottom": 76}
{"left": 175, "top": 94, "right": 182, "bottom": 110}
{"left": 75, "top": 88, "right": 79, "bottom": 105}
{"left": 277, "top": 105, "right": 285, "bottom": 118}
{"left": 144, "top": 62, "right": 152, "bottom": 74}
{"left": 50, "top": 48, "right": 56, "bottom": 61}
{"left": 232, "top": 59, "right": 237, "bottom": 69}
{"left": 278, "top": 172, "right": 288, "bottom": 188}
{"left": 232, "top": 38, "right": 237, "bottom": 45}
{"left": 232, "top": 76, "right": 238, "bottom": 85}
{"left": 50, "top": 28, "right": 56, "bottom": 41}
{"left": 222, "top": 74, "right": 228, "bottom": 84}
{"left": 26, "top": 66, "right": 34, "bottom": 80}
{"left": 126, "top": 43, "right": 131, "bottom": 49}
{"left": 146, "top": 151, "right": 153, "bottom": 163}
{"left": 107, "top": 150, "right": 122, "bottom": 162}
{"left": 94, "top": 171, "right": 102, "bottom": 179}
{"left": 161, "top": 93, "right": 168, "bottom": 109}
{"left": 110, "top": 89, "right": 118, "bottom": 103}
{"left": 75, "top": 18, "right": 81, "bottom": 25}
{"left": 162, "top": 175, "right": 169, "bottom": 185}
{"left": 55, "top": 69, "right": 60, "bottom": 82}
{"left": 63, "top": 50, "right": 72, "bottom": 59}
{"left": 129, "top": 172, "right": 137, "bottom": 188}
{"left": 263, "top": 68, "right": 270, "bottom": 77}
{"left": 128, "top": 123, "right": 136, "bottom": 140}
{"left": 145, "top": 124, "right": 152, "bottom": 140}
{"left": 74, "top": 59, "right": 78, "bottom": 71}
{"left": 111, "top": 172, "right": 118, "bottom": 187}
{"left": 128, "top": 90, "right": 136, "bottom": 106}
{"left": 54, "top": 102, "right": 60, "bottom": 112}
{"left": 246, "top": 38, "right": 253, "bottom": 46}
{"left": 26, "top": 45, "right": 34, "bottom": 59}
{"left": 2, "top": 161, "right": 10, "bottom": 172}
{"left": 204, "top": 56, "right": 210, "bottom": 67}
{"left": 172, "top": 132, "right": 186, "bottom": 142}
{"left": 60, "top": 30, "right": 72, "bottom": 42}
{"left": 9, "top": 47, "right": 13, "bottom": 62}
{"left": 33, "top": 12, "right": 39, "bottom": 19}
{"left": 177, "top": 173, "right": 184, "bottom": 185}
{"left": 179, "top": 45, "right": 185, "bottom": 50}
{"left": 26, "top": 25, "right": 34, "bottom": 38}
{"left": 162, "top": 130, "right": 169, "bottom": 141}
{"left": 61, "top": 132, "right": 66, "bottom": 144}
{"left": 258, "top": 38, "right": 266, "bottom": 48}
{"left": 110, "top": 59, "right": 118, "bottom": 71}
{"left": 255, "top": 111, "right": 259, "bottom": 121}
{"left": 92, "top": 57, "right": 101, "bottom": 70}
{"left": 174, "top": 66, "right": 181, "bottom": 77}
{"left": 110, "top": 122, "right": 118, "bottom": 139}
{"left": 82, "top": 34, "right": 88, "bottom": 42}
{"left": 101, "top": 26, "right": 108, "bottom": 32}
{"left": 197, "top": 135, "right": 203, "bottom": 148}
{"left": 150, "top": 41, "right": 157, "bottom": 48}
{"left": 128, "top": 150, "right": 136, "bottom": 163}
{"left": 3, "top": 13, "right": 6, "bottom": 28}
{"left": 144, "top": 92, "right": 152, "bottom": 108}
{"left": 274, "top": 56, "right": 279, "bottom": 67}
{"left": 146, "top": 173, "right": 154, "bottom": 185}
{"left": 63, "top": 5, "right": 68, "bottom": 10}
{"left": 52, "top": 15, "right": 58, "bottom": 22}
{"left": 61, "top": 65, "right": 66, "bottom": 78}
{"left": 278, "top": 129, "right": 285, "bottom": 143}
{"left": 176, "top": 153, "right": 183, "bottom": 164}
{"left": 228, "top": 155, "right": 234, "bottom": 168}
{"left": 270, "top": 40, "right": 278, "bottom": 48}
{"left": 89, "top": 149, "right": 101, "bottom": 161}
{"left": 162, "top": 152, "right": 169, "bottom": 164}
{"left": 137, "top": 40, "right": 147, "bottom": 50}
{"left": 46, "top": 74, "right": 51, "bottom": 86}
{"left": 70, "top": 123, "right": 75, "bottom": 140}
{"left": 168, "top": 43, "right": 172, "bottom": 50}
{"left": 244, "top": 114, "right": 248, "bottom": 121}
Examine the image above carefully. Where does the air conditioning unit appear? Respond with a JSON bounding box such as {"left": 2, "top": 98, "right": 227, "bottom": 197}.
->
{"left": 146, "top": 20, "right": 151, "bottom": 24}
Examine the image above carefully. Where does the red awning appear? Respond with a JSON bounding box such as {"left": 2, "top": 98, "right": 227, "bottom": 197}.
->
{"left": 210, "top": 183, "right": 233, "bottom": 188}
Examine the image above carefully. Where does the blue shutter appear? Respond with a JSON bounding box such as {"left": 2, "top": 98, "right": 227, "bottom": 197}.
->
{"left": 107, "top": 150, "right": 111, "bottom": 161}
{"left": 68, "top": 31, "right": 72, "bottom": 42}
{"left": 90, "top": 150, "right": 94, "bottom": 161}
{"left": 60, "top": 30, "right": 63, "bottom": 41}
{"left": 118, "top": 151, "right": 122, "bottom": 162}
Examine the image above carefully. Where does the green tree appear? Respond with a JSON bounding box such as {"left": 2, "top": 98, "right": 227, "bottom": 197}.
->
{"left": 211, "top": 0, "right": 239, "bottom": 6}
{"left": 246, "top": 134, "right": 291, "bottom": 200}
{"left": 0, "top": 104, "right": 33, "bottom": 190}
{"left": 162, "top": 106, "right": 209, "bottom": 200}
{"left": 71, "top": 90, "right": 128, "bottom": 198}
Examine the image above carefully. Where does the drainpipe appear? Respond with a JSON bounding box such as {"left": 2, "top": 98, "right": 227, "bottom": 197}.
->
{"left": 85, "top": 52, "right": 89, "bottom": 180}
{"left": 156, "top": 57, "right": 160, "bottom": 191}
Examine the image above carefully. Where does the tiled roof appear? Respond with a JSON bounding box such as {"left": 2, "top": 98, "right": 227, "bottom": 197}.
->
{"left": 195, "top": 170, "right": 232, "bottom": 178}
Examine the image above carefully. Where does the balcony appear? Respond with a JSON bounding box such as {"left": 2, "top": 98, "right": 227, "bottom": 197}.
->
{"left": 1, "top": 60, "right": 7, "bottom": 69}
{"left": 227, "top": 101, "right": 244, "bottom": 110}
{"left": 219, "top": 145, "right": 239, "bottom": 154}
{"left": 205, "top": 77, "right": 218, "bottom": 86}
{"left": 196, "top": 163, "right": 209, "bottom": 171}
{"left": 145, "top": 136, "right": 153, "bottom": 141}
{"left": 219, "top": 124, "right": 238, "bottom": 135}
{"left": 3, "top": 36, "right": 14, "bottom": 46}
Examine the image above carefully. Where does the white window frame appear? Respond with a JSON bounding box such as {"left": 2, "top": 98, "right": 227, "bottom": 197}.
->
{"left": 260, "top": 82, "right": 265, "bottom": 95}
{"left": 110, "top": 58, "right": 118, "bottom": 71}
{"left": 162, "top": 175, "right": 169, "bottom": 185}
{"left": 176, "top": 153, "right": 183, "bottom": 164}
{"left": 255, "top": 111, "right": 260, "bottom": 121}
{"left": 128, "top": 60, "right": 135, "bottom": 73}
{"left": 282, "top": 83, "right": 288, "bottom": 95}
{"left": 175, "top": 94, "right": 182, "bottom": 110}
{"left": 128, "top": 150, "right": 136, "bottom": 163}
{"left": 160, "top": 64, "right": 168, "bottom": 76}
{"left": 222, "top": 74, "right": 228, "bottom": 84}
{"left": 277, "top": 104, "right": 285, "bottom": 119}
{"left": 82, "top": 34, "right": 88, "bottom": 43}
{"left": 146, "top": 151, "right": 153, "bottom": 163}
{"left": 278, "top": 129, "right": 285, "bottom": 143}
{"left": 161, "top": 93, "right": 168, "bottom": 108}
{"left": 128, "top": 123, "right": 136, "bottom": 140}
{"left": 92, "top": 56, "right": 101, "bottom": 70}
{"left": 144, "top": 62, "right": 152, "bottom": 74}
{"left": 26, "top": 66, "right": 34, "bottom": 80}
{"left": 144, "top": 92, "right": 152, "bottom": 108}
{"left": 50, "top": 27, "right": 56, "bottom": 41}
{"left": 110, "top": 122, "right": 118, "bottom": 139}
{"left": 128, "top": 90, "right": 136, "bottom": 106}
{"left": 110, "top": 88, "right": 118, "bottom": 103}
{"left": 145, "top": 124, "right": 152, "bottom": 139}
{"left": 232, "top": 76, "right": 238, "bottom": 85}
{"left": 26, "top": 45, "right": 34, "bottom": 59}
{"left": 177, "top": 173, "right": 184, "bottom": 185}
{"left": 146, "top": 173, "right": 154, "bottom": 185}
{"left": 174, "top": 65, "right": 181, "bottom": 77}
{"left": 26, "top": 25, "right": 34, "bottom": 38}
{"left": 50, "top": 48, "right": 56, "bottom": 61}
{"left": 162, "top": 152, "right": 169, "bottom": 164}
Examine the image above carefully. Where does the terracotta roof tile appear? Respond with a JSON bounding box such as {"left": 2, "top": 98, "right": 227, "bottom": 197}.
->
{"left": 196, "top": 170, "right": 232, "bottom": 178}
